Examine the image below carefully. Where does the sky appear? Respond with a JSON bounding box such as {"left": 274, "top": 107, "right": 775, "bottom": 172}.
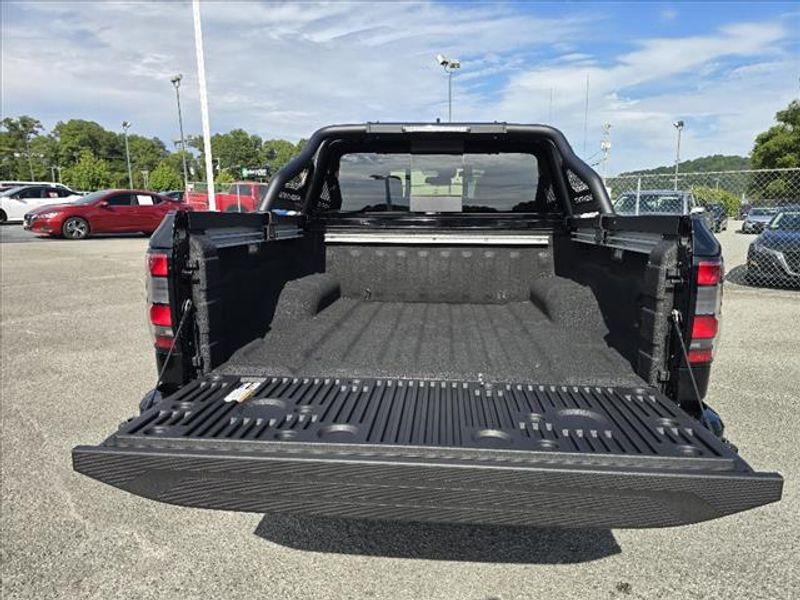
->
{"left": 2, "top": 1, "right": 798, "bottom": 174}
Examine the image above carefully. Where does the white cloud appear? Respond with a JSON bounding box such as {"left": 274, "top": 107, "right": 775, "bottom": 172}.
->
{"left": 1, "top": 2, "right": 797, "bottom": 172}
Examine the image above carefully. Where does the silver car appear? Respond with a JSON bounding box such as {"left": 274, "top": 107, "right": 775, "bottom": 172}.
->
{"left": 742, "top": 207, "right": 778, "bottom": 233}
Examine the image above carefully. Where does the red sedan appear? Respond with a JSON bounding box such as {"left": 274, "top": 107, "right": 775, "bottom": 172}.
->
{"left": 23, "top": 189, "right": 188, "bottom": 239}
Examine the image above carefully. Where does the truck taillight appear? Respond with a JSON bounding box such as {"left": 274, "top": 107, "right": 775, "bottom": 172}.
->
{"left": 147, "top": 251, "right": 174, "bottom": 351}
{"left": 696, "top": 261, "right": 721, "bottom": 286}
{"left": 149, "top": 304, "right": 172, "bottom": 327}
{"left": 691, "top": 315, "right": 718, "bottom": 339}
{"left": 688, "top": 259, "right": 723, "bottom": 365}
{"left": 148, "top": 253, "right": 169, "bottom": 277}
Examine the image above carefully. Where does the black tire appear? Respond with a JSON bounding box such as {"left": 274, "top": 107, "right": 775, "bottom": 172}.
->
{"left": 0, "top": 210, "right": 7, "bottom": 224}
{"left": 62, "top": 216, "right": 90, "bottom": 239}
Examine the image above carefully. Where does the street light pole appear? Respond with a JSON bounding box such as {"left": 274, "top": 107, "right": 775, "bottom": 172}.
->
{"left": 673, "top": 120, "right": 684, "bottom": 191}
{"left": 122, "top": 121, "right": 133, "bottom": 189}
{"left": 436, "top": 54, "right": 461, "bottom": 122}
{"left": 170, "top": 74, "right": 189, "bottom": 191}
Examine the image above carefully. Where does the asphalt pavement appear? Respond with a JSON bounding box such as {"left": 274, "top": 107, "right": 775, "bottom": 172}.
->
{"left": 1, "top": 221, "right": 797, "bottom": 599}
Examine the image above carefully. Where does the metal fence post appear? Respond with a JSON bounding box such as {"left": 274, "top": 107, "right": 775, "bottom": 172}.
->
{"left": 635, "top": 177, "right": 641, "bottom": 216}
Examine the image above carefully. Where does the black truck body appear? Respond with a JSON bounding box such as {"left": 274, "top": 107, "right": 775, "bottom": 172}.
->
{"left": 73, "top": 124, "right": 782, "bottom": 528}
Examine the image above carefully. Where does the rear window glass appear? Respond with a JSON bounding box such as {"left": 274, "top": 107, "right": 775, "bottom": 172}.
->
{"left": 334, "top": 152, "right": 539, "bottom": 213}
{"left": 614, "top": 193, "right": 685, "bottom": 215}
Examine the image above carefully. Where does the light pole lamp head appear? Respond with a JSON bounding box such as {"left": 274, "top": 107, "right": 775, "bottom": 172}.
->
{"left": 436, "top": 54, "right": 460, "bottom": 70}
{"left": 673, "top": 120, "right": 684, "bottom": 130}
{"left": 122, "top": 121, "right": 131, "bottom": 131}
{"left": 171, "top": 73, "right": 183, "bottom": 88}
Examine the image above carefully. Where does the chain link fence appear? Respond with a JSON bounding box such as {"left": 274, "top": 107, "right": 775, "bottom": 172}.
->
{"left": 606, "top": 168, "right": 800, "bottom": 290}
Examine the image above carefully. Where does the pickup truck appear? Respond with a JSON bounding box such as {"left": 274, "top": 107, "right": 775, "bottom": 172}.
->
{"left": 73, "top": 123, "right": 782, "bottom": 529}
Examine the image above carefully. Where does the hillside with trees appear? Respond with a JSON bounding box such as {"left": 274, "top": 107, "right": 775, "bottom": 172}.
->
{"left": 620, "top": 154, "right": 751, "bottom": 176}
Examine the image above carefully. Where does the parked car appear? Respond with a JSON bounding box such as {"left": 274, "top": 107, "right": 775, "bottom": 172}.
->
{"left": 741, "top": 207, "right": 778, "bottom": 233}
{"left": 73, "top": 123, "right": 782, "bottom": 529}
{"left": 614, "top": 188, "right": 708, "bottom": 216}
{"left": 162, "top": 190, "right": 184, "bottom": 202}
{"left": 747, "top": 210, "right": 800, "bottom": 287}
{"left": 705, "top": 203, "right": 728, "bottom": 232}
{"left": 185, "top": 181, "right": 268, "bottom": 213}
{"left": 0, "top": 184, "right": 81, "bottom": 223}
{"left": 23, "top": 189, "right": 188, "bottom": 239}
{"left": 0, "top": 180, "right": 69, "bottom": 193}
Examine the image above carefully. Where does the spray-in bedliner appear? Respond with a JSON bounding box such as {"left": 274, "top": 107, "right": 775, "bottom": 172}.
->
{"left": 218, "top": 298, "right": 643, "bottom": 386}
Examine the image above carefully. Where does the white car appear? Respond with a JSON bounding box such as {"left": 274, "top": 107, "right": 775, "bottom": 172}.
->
{"left": 0, "top": 184, "right": 82, "bottom": 223}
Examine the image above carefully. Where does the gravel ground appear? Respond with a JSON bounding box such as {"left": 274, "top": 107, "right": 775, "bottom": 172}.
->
{"left": 1, "top": 222, "right": 797, "bottom": 599}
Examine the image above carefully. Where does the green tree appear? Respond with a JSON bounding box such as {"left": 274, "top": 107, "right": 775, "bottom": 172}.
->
{"left": 752, "top": 100, "right": 800, "bottom": 169}
{"left": 163, "top": 150, "right": 198, "bottom": 183}
{"left": 261, "top": 139, "right": 301, "bottom": 174}
{"left": 750, "top": 100, "right": 800, "bottom": 200}
{"left": 126, "top": 135, "right": 168, "bottom": 184}
{"left": 620, "top": 154, "right": 750, "bottom": 177}
{"left": 61, "top": 150, "right": 113, "bottom": 190}
{"left": 0, "top": 115, "right": 44, "bottom": 179}
{"left": 691, "top": 185, "right": 740, "bottom": 216}
{"left": 148, "top": 160, "right": 183, "bottom": 191}
{"left": 215, "top": 168, "right": 236, "bottom": 184}
{"left": 52, "top": 119, "right": 122, "bottom": 168}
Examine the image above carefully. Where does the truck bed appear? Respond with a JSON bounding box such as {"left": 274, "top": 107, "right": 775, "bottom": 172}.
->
{"left": 73, "top": 374, "right": 782, "bottom": 528}
{"left": 219, "top": 298, "right": 643, "bottom": 386}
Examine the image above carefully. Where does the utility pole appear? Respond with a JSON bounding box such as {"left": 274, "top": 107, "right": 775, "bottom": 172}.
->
{"left": 193, "top": 0, "right": 216, "bottom": 210}
{"left": 436, "top": 54, "right": 461, "bottom": 122}
{"left": 583, "top": 73, "right": 590, "bottom": 156}
{"left": 673, "top": 120, "right": 684, "bottom": 191}
{"left": 600, "top": 122, "right": 612, "bottom": 182}
{"left": 170, "top": 74, "right": 190, "bottom": 191}
{"left": 122, "top": 121, "right": 133, "bottom": 189}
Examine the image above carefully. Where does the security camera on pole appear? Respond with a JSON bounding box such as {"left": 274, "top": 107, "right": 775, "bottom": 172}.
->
{"left": 436, "top": 54, "right": 461, "bottom": 122}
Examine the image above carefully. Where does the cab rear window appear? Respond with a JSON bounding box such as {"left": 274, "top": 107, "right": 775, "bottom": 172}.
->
{"left": 332, "top": 152, "right": 540, "bottom": 213}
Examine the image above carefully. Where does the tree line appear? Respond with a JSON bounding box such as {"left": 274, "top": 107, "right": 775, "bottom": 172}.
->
{"left": 2, "top": 100, "right": 797, "bottom": 192}
{"left": 0, "top": 116, "right": 305, "bottom": 191}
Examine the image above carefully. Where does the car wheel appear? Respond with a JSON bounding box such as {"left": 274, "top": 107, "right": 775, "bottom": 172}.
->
{"left": 0, "top": 210, "right": 7, "bottom": 224}
{"left": 62, "top": 217, "right": 90, "bottom": 239}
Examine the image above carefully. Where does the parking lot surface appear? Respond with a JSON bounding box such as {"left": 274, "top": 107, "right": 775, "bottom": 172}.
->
{"left": 1, "top": 223, "right": 798, "bottom": 599}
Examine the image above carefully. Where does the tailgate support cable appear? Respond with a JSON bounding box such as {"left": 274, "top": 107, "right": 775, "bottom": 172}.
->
{"left": 670, "top": 309, "right": 710, "bottom": 429}
{"left": 146, "top": 299, "right": 193, "bottom": 410}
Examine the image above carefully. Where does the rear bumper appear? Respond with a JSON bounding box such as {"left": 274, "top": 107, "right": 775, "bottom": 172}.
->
{"left": 73, "top": 441, "right": 782, "bottom": 528}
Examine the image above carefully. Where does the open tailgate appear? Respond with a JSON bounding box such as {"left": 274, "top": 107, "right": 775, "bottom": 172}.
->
{"left": 73, "top": 375, "right": 782, "bottom": 528}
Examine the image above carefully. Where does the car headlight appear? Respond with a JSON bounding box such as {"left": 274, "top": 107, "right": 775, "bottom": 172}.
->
{"left": 36, "top": 211, "right": 61, "bottom": 219}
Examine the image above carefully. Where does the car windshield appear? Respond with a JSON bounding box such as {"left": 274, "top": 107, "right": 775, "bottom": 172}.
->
{"left": 71, "top": 190, "right": 111, "bottom": 204}
{"left": 750, "top": 208, "right": 775, "bottom": 217}
{"left": 614, "top": 192, "right": 685, "bottom": 215}
{"left": 769, "top": 212, "right": 800, "bottom": 231}
{"left": 0, "top": 186, "right": 27, "bottom": 197}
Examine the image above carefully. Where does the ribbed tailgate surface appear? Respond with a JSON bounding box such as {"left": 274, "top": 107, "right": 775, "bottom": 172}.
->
{"left": 74, "top": 375, "right": 782, "bottom": 528}
{"left": 116, "top": 375, "right": 726, "bottom": 461}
